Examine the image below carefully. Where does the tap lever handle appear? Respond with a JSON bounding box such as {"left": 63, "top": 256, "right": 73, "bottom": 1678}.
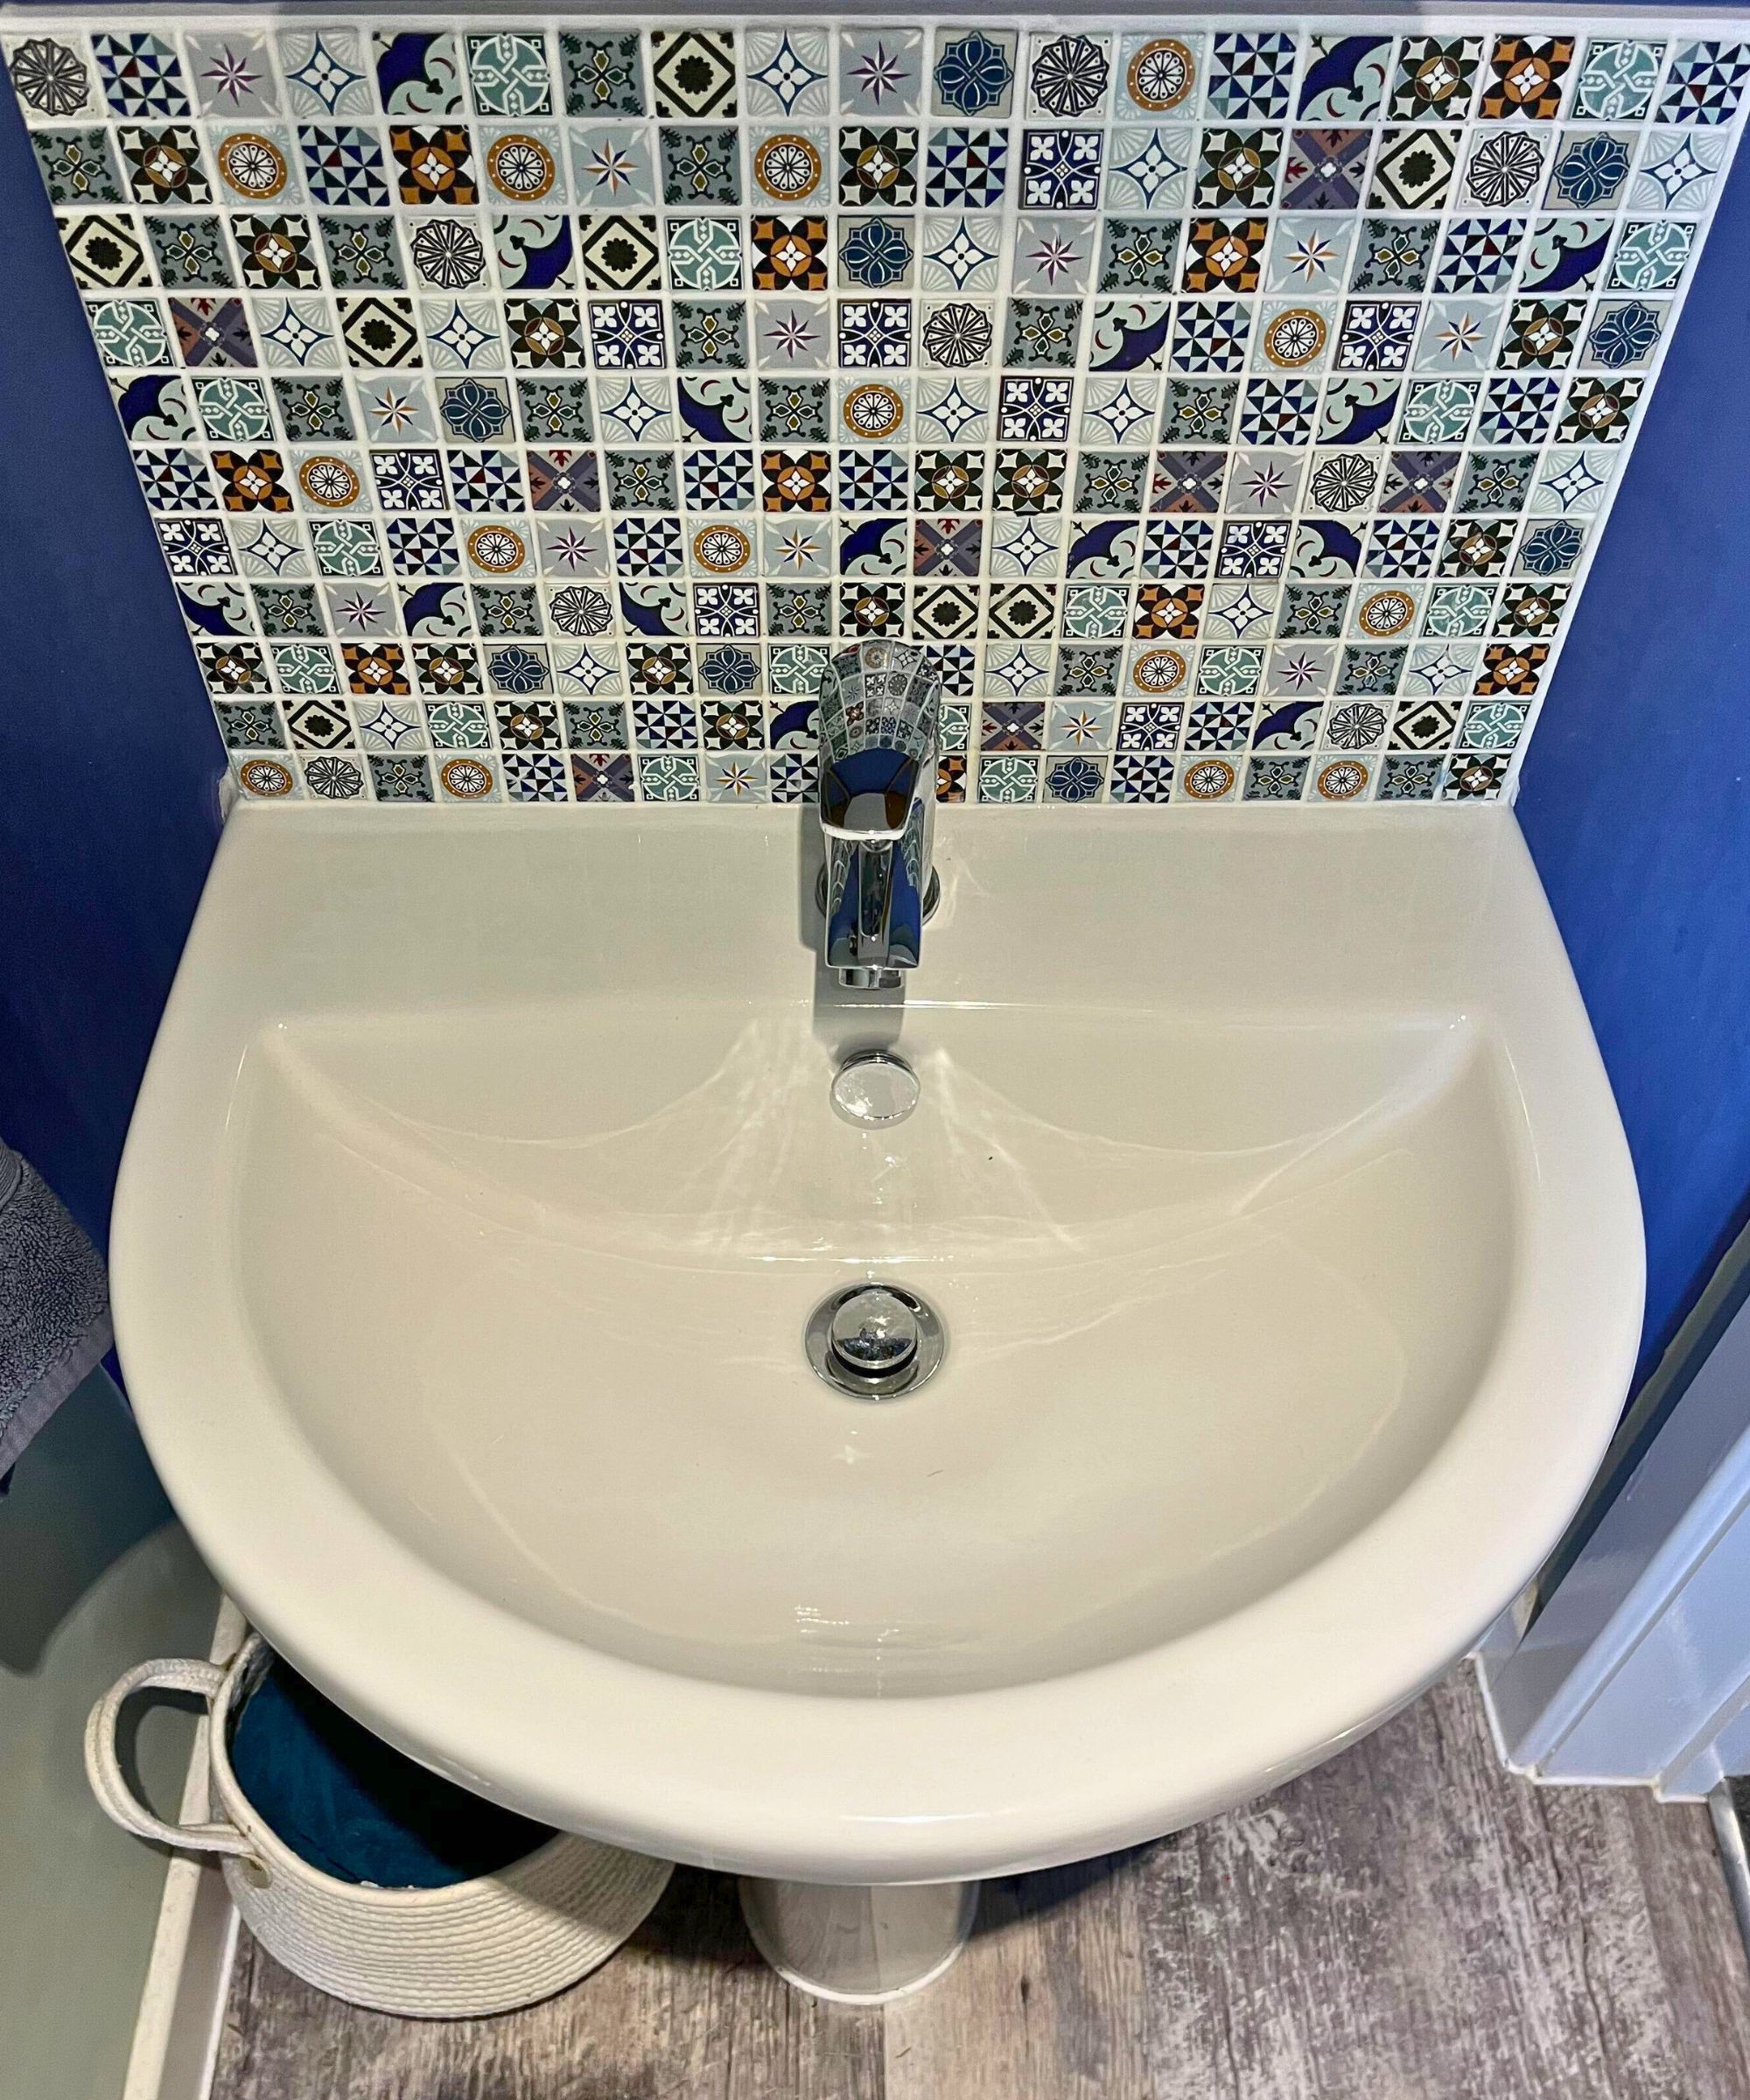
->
{"left": 820, "top": 746, "right": 921, "bottom": 840}
{"left": 816, "top": 641, "right": 942, "bottom": 774}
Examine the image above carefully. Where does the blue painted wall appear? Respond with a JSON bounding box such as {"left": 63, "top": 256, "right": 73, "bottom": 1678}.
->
{"left": 1517, "top": 113, "right": 1750, "bottom": 1384}
{"left": 0, "top": 74, "right": 223, "bottom": 1252}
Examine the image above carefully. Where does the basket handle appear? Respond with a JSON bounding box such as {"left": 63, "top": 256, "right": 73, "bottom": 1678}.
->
{"left": 85, "top": 1657, "right": 258, "bottom": 1860}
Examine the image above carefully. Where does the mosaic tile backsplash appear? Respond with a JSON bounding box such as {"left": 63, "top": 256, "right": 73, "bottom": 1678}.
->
{"left": 8, "top": 16, "right": 1747, "bottom": 808}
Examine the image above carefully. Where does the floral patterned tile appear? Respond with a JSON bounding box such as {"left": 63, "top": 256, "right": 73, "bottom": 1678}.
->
{"left": 7, "top": 13, "right": 1745, "bottom": 804}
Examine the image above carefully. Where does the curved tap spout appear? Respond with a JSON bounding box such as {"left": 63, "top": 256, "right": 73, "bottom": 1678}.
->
{"left": 815, "top": 643, "right": 941, "bottom": 990}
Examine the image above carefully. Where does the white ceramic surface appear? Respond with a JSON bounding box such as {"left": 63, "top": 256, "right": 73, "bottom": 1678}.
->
{"left": 112, "top": 805, "right": 1643, "bottom": 1883}
{"left": 738, "top": 1878, "right": 979, "bottom": 2003}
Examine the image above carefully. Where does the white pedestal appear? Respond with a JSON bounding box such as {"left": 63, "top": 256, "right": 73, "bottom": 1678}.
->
{"left": 737, "top": 1877, "right": 978, "bottom": 2003}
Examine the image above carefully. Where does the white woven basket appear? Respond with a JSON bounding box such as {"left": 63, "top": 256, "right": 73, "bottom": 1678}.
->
{"left": 86, "top": 1634, "right": 672, "bottom": 2017}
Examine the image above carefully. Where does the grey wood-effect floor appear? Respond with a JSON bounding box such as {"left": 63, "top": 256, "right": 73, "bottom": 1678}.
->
{"left": 211, "top": 1668, "right": 1750, "bottom": 2100}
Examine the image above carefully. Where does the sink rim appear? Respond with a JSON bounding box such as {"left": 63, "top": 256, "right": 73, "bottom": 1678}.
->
{"left": 112, "top": 804, "right": 1644, "bottom": 1882}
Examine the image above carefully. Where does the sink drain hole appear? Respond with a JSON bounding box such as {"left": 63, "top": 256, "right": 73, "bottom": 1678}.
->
{"left": 806, "top": 1284, "right": 945, "bottom": 1399}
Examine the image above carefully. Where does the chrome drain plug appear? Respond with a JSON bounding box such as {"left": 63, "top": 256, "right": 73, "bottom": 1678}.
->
{"left": 806, "top": 1283, "right": 945, "bottom": 1399}
{"left": 830, "top": 1048, "right": 920, "bottom": 1128}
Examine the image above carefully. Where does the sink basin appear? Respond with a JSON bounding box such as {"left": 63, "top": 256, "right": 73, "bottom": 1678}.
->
{"left": 114, "top": 807, "right": 1642, "bottom": 1886}
{"left": 239, "top": 1004, "right": 1502, "bottom": 1698}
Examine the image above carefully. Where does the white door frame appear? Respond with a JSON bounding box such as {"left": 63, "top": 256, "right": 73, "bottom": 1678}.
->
{"left": 1480, "top": 1240, "right": 1750, "bottom": 1798}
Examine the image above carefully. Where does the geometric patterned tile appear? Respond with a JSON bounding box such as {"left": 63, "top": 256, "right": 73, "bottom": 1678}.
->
{"left": 10, "top": 11, "right": 1743, "bottom": 806}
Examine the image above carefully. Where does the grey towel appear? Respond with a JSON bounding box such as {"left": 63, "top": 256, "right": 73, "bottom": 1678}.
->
{"left": 0, "top": 1143, "right": 112, "bottom": 1475}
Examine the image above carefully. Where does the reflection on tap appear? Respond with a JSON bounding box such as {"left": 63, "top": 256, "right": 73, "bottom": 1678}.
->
{"left": 816, "top": 640, "right": 941, "bottom": 990}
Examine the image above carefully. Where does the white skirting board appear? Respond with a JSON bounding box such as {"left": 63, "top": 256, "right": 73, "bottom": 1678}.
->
{"left": 1479, "top": 1249, "right": 1750, "bottom": 1797}
{"left": 123, "top": 1597, "right": 248, "bottom": 2100}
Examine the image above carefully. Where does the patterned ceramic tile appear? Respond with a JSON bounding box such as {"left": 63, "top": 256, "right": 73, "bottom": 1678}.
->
{"left": 8, "top": 14, "right": 1745, "bottom": 805}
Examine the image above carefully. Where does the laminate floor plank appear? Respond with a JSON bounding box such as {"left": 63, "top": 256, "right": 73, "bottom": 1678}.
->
{"left": 209, "top": 1670, "right": 1750, "bottom": 2100}
{"left": 211, "top": 1866, "right": 884, "bottom": 2100}
{"left": 883, "top": 1852, "right": 1151, "bottom": 2100}
{"left": 1129, "top": 1672, "right": 1750, "bottom": 2100}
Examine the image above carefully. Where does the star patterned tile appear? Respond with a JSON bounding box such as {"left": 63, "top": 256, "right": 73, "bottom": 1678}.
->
{"left": 6, "top": 13, "right": 1744, "bottom": 803}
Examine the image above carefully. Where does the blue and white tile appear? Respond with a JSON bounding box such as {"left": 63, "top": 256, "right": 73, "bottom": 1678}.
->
{"left": 8, "top": 10, "right": 1745, "bottom": 808}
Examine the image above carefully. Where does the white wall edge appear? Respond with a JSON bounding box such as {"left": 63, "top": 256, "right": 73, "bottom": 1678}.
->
{"left": 1479, "top": 1269, "right": 1750, "bottom": 1795}
{"left": 122, "top": 1597, "right": 248, "bottom": 2100}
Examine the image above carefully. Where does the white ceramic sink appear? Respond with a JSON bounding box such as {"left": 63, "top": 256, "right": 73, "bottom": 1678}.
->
{"left": 114, "top": 807, "right": 1642, "bottom": 1896}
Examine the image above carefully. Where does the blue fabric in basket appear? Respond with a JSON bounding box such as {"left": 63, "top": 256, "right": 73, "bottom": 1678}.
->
{"left": 228, "top": 1657, "right": 552, "bottom": 1890}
